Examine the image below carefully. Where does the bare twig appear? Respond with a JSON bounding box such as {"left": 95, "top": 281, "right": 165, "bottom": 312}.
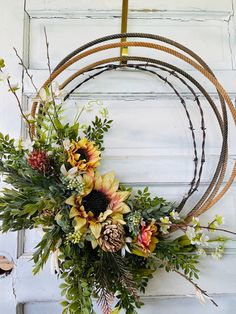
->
{"left": 157, "top": 221, "right": 236, "bottom": 236}
{"left": 13, "top": 47, "right": 38, "bottom": 93}
{"left": 173, "top": 268, "right": 218, "bottom": 307}
{"left": 43, "top": 27, "right": 58, "bottom": 119}
{"left": 41, "top": 27, "right": 64, "bottom": 143}
{"left": 0, "top": 68, "right": 33, "bottom": 140}
{"left": 153, "top": 255, "right": 218, "bottom": 307}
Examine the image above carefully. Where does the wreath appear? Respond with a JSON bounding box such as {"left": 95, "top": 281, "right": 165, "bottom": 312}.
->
{"left": 0, "top": 33, "right": 236, "bottom": 314}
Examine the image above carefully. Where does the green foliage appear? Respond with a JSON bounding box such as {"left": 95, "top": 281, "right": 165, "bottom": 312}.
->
{"left": 83, "top": 116, "right": 112, "bottom": 151}
{"left": 126, "top": 211, "right": 142, "bottom": 237}
{"left": 33, "top": 226, "right": 61, "bottom": 275}
{"left": 129, "top": 187, "right": 174, "bottom": 221}
{"left": 156, "top": 237, "right": 200, "bottom": 280}
{"left": 59, "top": 245, "right": 96, "bottom": 314}
{"left": 36, "top": 102, "right": 65, "bottom": 144}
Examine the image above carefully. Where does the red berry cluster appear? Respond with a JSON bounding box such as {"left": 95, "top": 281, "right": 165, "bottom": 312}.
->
{"left": 28, "top": 150, "right": 51, "bottom": 173}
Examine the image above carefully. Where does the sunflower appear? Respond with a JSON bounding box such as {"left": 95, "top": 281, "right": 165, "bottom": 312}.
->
{"left": 66, "top": 172, "right": 131, "bottom": 248}
{"left": 67, "top": 138, "right": 101, "bottom": 172}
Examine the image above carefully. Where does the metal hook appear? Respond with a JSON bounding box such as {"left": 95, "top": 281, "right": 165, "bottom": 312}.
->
{"left": 120, "top": 0, "right": 129, "bottom": 64}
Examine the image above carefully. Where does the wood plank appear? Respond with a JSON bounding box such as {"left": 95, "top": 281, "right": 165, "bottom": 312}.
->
{"left": 23, "top": 295, "right": 236, "bottom": 314}
{"left": 15, "top": 254, "right": 236, "bottom": 302}
{"left": 26, "top": 0, "right": 233, "bottom": 13}
{"left": 28, "top": 17, "right": 232, "bottom": 70}
{"left": 24, "top": 69, "right": 236, "bottom": 95}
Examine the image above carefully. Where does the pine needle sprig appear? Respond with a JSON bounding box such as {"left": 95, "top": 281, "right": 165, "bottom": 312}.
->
{"left": 113, "top": 254, "right": 139, "bottom": 298}
{"left": 94, "top": 253, "right": 114, "bottom": 314}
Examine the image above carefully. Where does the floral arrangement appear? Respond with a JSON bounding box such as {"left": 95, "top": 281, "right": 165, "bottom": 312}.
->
{"left": 0, "top": 56, "right": 236, "bottom": 314}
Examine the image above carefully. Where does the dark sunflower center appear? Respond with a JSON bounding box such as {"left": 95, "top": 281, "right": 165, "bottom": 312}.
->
{"left": 76, "top": 149, "right": 88, "bottom": 161}
{"left": 82, "top": 190, "right": 110, "bottom": 217}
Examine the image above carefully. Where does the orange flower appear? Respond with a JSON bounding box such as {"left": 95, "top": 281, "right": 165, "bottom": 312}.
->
{"left": 133, "top": 221, "right": 159, "bottom": 257}
{"left": 67, "top": 138, "right": 100, "bottom": 172}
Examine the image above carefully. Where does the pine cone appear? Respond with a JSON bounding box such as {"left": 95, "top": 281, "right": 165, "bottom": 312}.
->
{"left": 98, "top": 219, "right": 125, "bottom": 253}
{"left": 28, "top": 150, "right": 51, "bottom": 173}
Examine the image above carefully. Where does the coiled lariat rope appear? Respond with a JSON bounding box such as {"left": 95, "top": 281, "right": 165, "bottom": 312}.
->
{"left": 30, "top": 33, "right": 236, "bottom": 224}
{"left": 63, "top": 63, "right": 206, "bottom": 211}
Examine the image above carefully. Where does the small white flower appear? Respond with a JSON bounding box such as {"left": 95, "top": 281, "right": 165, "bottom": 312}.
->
{"left": 84, "top": 102, "right": 93, "bottom": 112}
{"left": 199, "top": 233, "right": 209, "bottom": 246}
{"left": 211, "top": 245, "right": 224, "bottom": 260}
{"left": 121, "top": 237, "right": 132, "bottom": 257}
{"left": 192, "top": 217, "right": 200, "bottom": 227}
{"left": 50, "top": 249, "right": 60, "bottom": 275}
{"left": 9, "top": 82, "right": 19, "bottom": 91}
{"left": 50, "top": 239, "right": 62, "bottom": 275}
{"left": 170, "top": 210, "right": 180, "bottom": 221}
{"left": 99, "top": 107, "right": 109, "bottom": 118}
{"left": 0, "top": 71, "right": 10, "bottom": 81}
{"left": 211, "top": 251, "right": 222, "bottom": 260}
{"left": 186, "top": 226, "right": 196, "bottom": 241}
{"left": 63, "top": 138, "right": 71, "bottom": 151}
{"left": 22, "top": 139, "right": 34, "bottom": 152}
{"left": 215, "top": 215, "right": 225, "bottom": 226}
{"left": 13, "top": 138, "right": 22, "bottom": 150}
{"left": 60, "top": 164, "right": 78, "bottom": 179}
{"left": 197, "top": 248, "right": 207, "bottom": 256}
{"left": 51, "top": 142, "right": 60, "bottom": 149}
{"left": 160, "top": 216, "right": 172, "bottom": 234}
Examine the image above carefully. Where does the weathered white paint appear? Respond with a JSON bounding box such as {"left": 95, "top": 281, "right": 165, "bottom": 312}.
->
{"left": 1, "top": 1, "right": 236, "bottom": 313}
{"left": 29, "top": 16, "right": 232, "bottom": 70}
{"left": 23, "top": 295, "right": 236, "bottom": 314}
{"left": 26, "top": 0, "right": 233, "bottom": 13}
{"left": 0, "top": 1, "right": 25, "bottom": 313}
{"left": 14, "top": 255, "right": 236, "bottom": 302}
{"left": 24, "top": 69, "right": 236, "bottom": 95}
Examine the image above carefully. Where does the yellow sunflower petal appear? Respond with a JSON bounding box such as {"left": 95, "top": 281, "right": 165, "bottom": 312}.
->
{"left": 114, "top": 203, "right": 131, "bottom": 214}
{"left": 101, "top": 171, "right": 116, "bottom": 191}
{"left": 79, "top": 138, "right": 87, "bottom": 147}
{"left": 91, "top": 239, "right": 98, "bottom": 249}
{"left": 90, "top": 221, "right": 102, "bottom": 239}
{"left": 116, "top": 191, "right": 130, "bottom": 202}
{"left": 99, "top": 209, "right": 113, "bottom": 222}
{"left": 83, "top": 174, "right": 94, "bottom": 195}
{"left": 94, "top": 172, "right": 103, "bottom": 190}
{"left": 65, "top": 195, "right": 76, "bottom": 206}
{"left": 108, "top": 179, "right": 120, "bottom": 194}
{"left": 70, "top": 207, "right": 79, "bottom": 218}
{"left": 74, "top": 217, "right": 87, "bottom": 231}
{"left": 111, "top": 213, "right": 126, "bottom": 225}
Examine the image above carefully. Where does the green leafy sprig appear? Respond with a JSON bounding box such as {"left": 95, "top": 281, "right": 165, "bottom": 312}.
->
{"left": 84, "top": 116, "right": 112, "bottom": 151}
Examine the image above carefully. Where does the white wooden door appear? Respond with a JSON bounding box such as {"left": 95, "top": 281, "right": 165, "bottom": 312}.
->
{"left": 1, "top": 1, "right": 236, "bottom": 313}
{"left": 0, "top": 1, "right": 25, "bottom": 313}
